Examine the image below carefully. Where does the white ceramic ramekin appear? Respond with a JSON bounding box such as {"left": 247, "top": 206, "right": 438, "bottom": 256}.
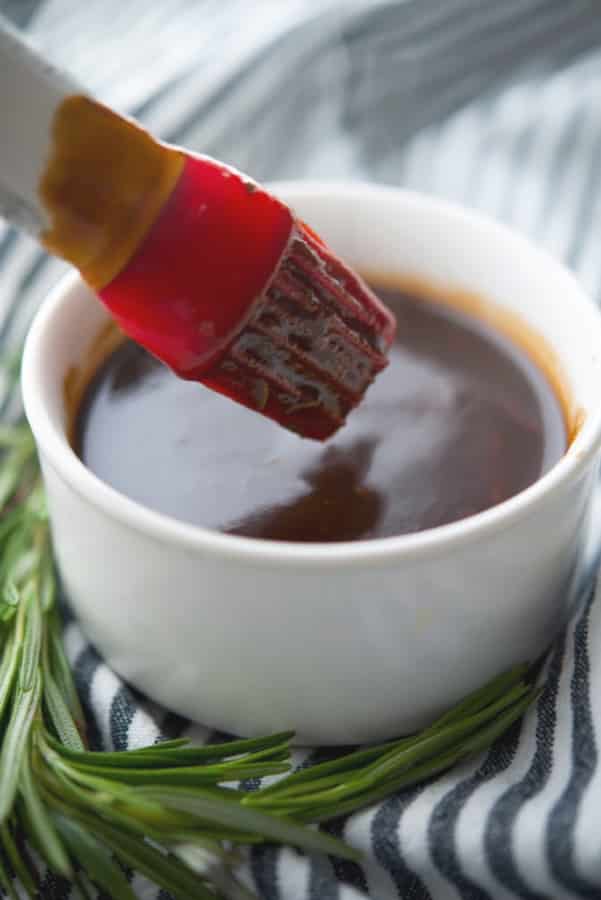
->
{"left": 22, "top": 184, "right": 601, "bottom": 745}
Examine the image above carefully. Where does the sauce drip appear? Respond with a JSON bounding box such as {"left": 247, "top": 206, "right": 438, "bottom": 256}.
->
{"left": 75, "top": 283, "right": 567, "bottom": 542}
{"left": 40, "top": 96, "right": 183, "bottom": 289}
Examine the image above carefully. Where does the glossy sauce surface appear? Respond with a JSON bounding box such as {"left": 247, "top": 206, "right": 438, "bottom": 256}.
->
{"left": 76, "top": 285, "right": 567, "bottom": 542}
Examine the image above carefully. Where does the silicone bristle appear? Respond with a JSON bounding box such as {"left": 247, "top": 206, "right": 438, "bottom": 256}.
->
{"left": 201, "top": 221, "right": 396, "bottom": 439}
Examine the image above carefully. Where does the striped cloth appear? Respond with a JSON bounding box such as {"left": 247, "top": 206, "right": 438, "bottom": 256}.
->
{"left": 2, "top": 1, "right": 601, "bottom": 897}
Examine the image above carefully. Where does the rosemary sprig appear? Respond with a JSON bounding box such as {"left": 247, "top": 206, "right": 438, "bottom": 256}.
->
{"left": 244, "top": 668, "right": 536, "bottom": 822}
{"left": 0, "top": 414, "right": 539, "bottom": 899}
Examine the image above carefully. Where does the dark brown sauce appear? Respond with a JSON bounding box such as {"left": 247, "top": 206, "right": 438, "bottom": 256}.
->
{"left": 75, "top": 283, "right": 568, "bottom": 542}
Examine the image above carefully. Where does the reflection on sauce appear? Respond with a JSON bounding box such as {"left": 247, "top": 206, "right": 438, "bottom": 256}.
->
{"left": 74, "top": 281, "right": 569, "bottom": 542}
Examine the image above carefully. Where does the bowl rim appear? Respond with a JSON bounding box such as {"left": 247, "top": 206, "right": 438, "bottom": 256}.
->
{"left": 22, "top": 182, "right": 601, "bottom": 569}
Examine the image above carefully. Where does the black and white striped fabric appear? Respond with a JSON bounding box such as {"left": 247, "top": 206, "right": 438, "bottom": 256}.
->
{"left": 3, "top": 1, "right": 601, "bottom": 897}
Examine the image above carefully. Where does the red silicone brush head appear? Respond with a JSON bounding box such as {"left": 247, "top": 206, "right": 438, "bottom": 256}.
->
{"left": 202, "top": 221, "right": 396, "bottom": 439}
{"left": 99, "top": 154, "right": 396, "bottom": 440}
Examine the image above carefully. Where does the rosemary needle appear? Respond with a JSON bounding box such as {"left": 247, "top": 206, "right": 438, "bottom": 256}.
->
{"left": 0, "top": 411, "right": 539, "bottom": 898}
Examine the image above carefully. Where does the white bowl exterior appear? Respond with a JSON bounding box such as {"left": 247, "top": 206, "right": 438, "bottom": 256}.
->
{"left": 41, "top": 454, "right": 591, "bottom": 743}
{"left": 23, "top": 186, "right": 601, "bottom": 744}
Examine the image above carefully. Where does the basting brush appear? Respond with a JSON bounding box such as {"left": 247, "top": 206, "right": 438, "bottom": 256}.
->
{"left": 0, "top": 21, "right": 395, "bottom": 439}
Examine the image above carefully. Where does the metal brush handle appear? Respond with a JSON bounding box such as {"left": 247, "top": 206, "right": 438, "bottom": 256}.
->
{"left": 0, "top": 17, "right": 78, "bottom": 235}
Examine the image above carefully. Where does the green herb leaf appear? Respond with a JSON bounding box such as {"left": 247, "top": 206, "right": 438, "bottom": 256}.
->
{"left": 0, "top": 671, "right": 41, "bottom": 822}
{"left": 0, "top": 821, "right": 38, "bottom": 896}
{"left": 0, "top": 631, "right": 20, "bottom": 722}
{"left": 46, "top": 608, "right": 86, "bottom": 738}
{"left": 0, "top": 850, "right": 19, "bottom": 900}
{"left": 19, "top": 753, "right": 72, "bottom": 878}
{"left": 136, "top": 786, "right": 360, "bottom": 861}
{"left": 43, "top": 671, "right": 85, "bottom": 752}
{"left": 53, "top": 814, "right": 137, "bottom": 900}
{"left": 51, "top": 800, "right": 218, "bottom": 900}
{"left": 19, "top": 582, "right": 42, "bottom": 693}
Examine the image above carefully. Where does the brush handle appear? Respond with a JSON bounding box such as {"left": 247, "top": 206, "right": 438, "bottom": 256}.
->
{"left": 0, "top": 18, "right": 183, "bottom": 290}
{"left": 0, "top": 18, "right": 78, "bottom": 236}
